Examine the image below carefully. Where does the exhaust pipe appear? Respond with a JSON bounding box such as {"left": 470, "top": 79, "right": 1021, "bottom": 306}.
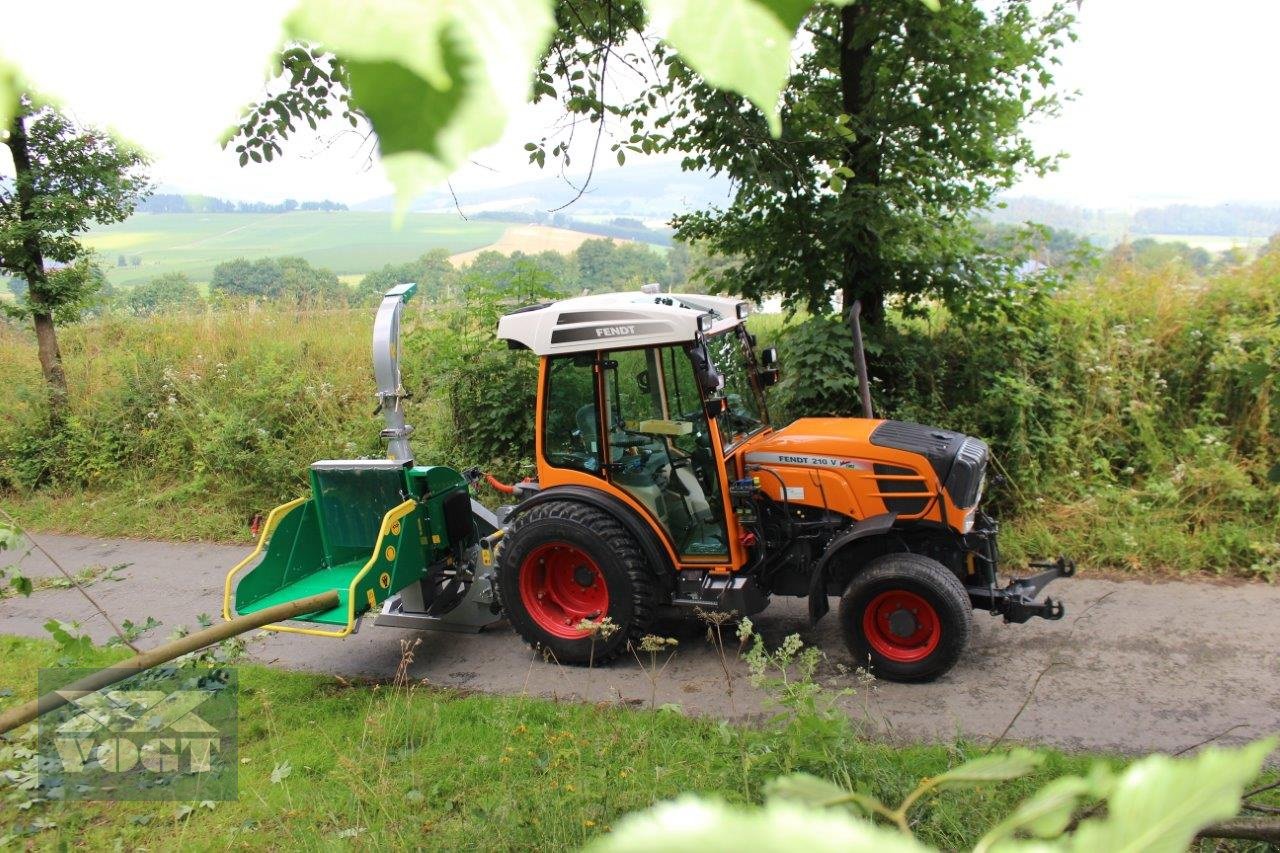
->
{"left": 848, "top": 299, "right": 874, "bottom": 419}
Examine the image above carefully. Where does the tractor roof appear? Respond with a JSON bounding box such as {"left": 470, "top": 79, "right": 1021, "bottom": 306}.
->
{"left": 497, "top": 291, "right": 749, "bottom": 356}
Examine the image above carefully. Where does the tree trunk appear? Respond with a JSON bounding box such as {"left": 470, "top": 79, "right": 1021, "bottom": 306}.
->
{"left": 837, "top": 1, "right": 885, "bottom": 327}
{"left": 6, "top": 109, "right": 68, "bottom": 416}
{"left": 31, "top": 310, "right": 68, "bottom": 411}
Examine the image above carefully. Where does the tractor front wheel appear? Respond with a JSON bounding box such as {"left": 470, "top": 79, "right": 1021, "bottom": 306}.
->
{"left": 838, "top": 553, "right": 972, "bottom": 683}
{"left": 497, "top": 500, "right": 657, "bottom": 665}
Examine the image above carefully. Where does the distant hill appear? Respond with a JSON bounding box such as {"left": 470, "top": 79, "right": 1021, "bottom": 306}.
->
{"left": 353, "top": 160, "right": 732, "bottom": 222}
{"left": 985, "top": 196, "right": 1280, "bottom": 244}
{"left": 138, "top": 193, "right": 348, "bottom": 214}
{"left": 84, "top": 212, "right": 507, "bottom": 286}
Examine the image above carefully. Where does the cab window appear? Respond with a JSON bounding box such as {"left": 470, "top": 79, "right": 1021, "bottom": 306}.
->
{"left": 542, "top": 354, "right": 602, "bottom": 475}
{"left": 706, "top": 329, "right": 767, "bottom": 452}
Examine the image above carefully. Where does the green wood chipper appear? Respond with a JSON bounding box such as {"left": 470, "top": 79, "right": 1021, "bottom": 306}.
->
{"left": 222, "top": 282, "right": 505, "bottom": 638}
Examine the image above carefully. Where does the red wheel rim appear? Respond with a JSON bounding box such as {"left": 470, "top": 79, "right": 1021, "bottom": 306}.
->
{"left": 518, "top": 542, "right": 610, "bottom": 639}
{"left": 861, "top": 590, "right": 940, "bottom": 663}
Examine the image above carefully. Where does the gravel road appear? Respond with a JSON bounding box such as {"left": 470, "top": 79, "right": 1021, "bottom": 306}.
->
{"left": 4, "top": 533, "right": 1277, "bottom": 756}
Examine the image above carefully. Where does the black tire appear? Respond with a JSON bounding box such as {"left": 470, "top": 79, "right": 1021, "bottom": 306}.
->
{"left": 497, "top": 500, "right": 658, "bottom": 665}
{"left": 837, "top": 552, "right": 972, "bottom": 683}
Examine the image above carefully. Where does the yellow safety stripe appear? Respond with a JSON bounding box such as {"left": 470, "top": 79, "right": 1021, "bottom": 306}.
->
{"left": 221, "top": 497, "right": 307, "bottom": 623}
{"left": 223, "top": 498, "right": 418, "bottom": 639}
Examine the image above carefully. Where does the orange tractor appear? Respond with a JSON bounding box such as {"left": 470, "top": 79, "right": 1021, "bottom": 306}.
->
{"left": 225, "top": 285, "right": 1071, "bottom": 683}
{"left": 490, "top": 290, "right": 1072, "bottom": 681}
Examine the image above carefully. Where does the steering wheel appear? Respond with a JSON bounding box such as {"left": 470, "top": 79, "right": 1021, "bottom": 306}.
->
{"left": 610, "top": 431, "right": 650, "bottom": 449}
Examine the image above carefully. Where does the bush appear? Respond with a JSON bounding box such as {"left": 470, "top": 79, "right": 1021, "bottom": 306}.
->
{"left": 766, "top": 254, "right": 1279, "bottom": 576}
{"left": 121, "top": 272, "right": 203, "bottom": 316}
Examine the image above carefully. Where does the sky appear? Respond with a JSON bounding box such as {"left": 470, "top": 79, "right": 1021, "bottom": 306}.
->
{"left": 1, "top": 0, "right": 1277, "bottom": 211}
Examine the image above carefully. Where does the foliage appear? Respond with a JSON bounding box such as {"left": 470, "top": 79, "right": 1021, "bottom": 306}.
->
{"left": 656, "top": 1, "right": 1074, "bottom": 321}
{"left": 209, "top": 255, "right": 348, "bottom": 306}
{"left": 356, "top": 248, "right": 453, "bottom": 303}
{"left": 403, "top": 277, "right": 546, "bottom": 478}
{"left": 121, "top": 272, "right": 203, "bottom": 316}
{"left": 0, "top": 101, "right": 150, "bottom": 276}
{"left": 1, "top": 253, "right": 1275, "bottom": 576}
{"left": 224, "top": 0, "right": 558, "bottom": 205}
{"left": 0, "top": 307, "right": 382, "bottom": 534}
{"left": 0, "top": 98, "right": 150, "bottom": 410}
{"left": 765, "top": 252, "right": 1280, "bottom": 576}
{"left": 211, "top": 0, "right": 942, "bottom": 205}
{"left": 600, "top": 739, "right": 1274, "bottom": 852}
{"left": 2, "top": 257, "right": 110, "bottom": 324}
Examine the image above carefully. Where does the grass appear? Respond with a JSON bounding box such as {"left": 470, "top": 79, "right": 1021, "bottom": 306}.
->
{"left": 1142, "top": 233, "right": 1267, "bottom": 252}
{"left": 85, "top": 212, "right": 509, "bottom": 287}
{"left": 0, "top": 634, "right": 1115, "bottom": 850}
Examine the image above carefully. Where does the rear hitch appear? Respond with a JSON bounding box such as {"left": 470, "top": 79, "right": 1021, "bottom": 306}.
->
{"left": 967, "top": 555, "right": 1075, "bottom": 624}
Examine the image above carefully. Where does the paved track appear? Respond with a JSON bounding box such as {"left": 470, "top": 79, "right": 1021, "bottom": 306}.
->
{"left": 4, "top": 534, "right": 1278, "bottom": 756}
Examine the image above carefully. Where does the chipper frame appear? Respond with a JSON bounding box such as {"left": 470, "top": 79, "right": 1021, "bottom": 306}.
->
{"left": 222, "top": 283, "right": 502, "bottom": 637}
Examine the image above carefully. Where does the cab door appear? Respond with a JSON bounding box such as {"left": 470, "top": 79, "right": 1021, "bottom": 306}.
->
{"left": 602, "top": 344, "right": 732, "bottom": 562}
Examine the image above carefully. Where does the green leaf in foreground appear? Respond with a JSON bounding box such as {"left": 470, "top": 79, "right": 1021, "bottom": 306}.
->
{"left": 286, "top": 0, "right": 555, "bottom": 207}
{"left": 933, "top": 749, "right": 1044, "bottom": 789}
{"left": 589, "top": 796, "right": 930, "bottom": 853}
{"left": 975, "top": 765, "right": 1114, "bottom": 851}
{"left": 766, "top": 772, "right": 858, "bottom": 808}
{"left": 644, "top": 0, "right": 806, "bottom": 137}
{"left": 1067, "top": 738, "right": 1276, "bottom": 853}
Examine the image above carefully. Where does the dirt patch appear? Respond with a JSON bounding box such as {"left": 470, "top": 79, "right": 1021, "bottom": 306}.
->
{"left": 448, "top": 225, "right": 631, "bottom": 267}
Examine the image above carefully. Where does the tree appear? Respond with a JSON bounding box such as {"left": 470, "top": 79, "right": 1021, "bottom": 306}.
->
{"left": 123, "top": 272, "right": 204, "bottom": 315}
{"left": 652, "top": 2, "right": 1075, "bottom": 321}
{"left": 209, "top": 255, "right": 346, "bottom": 305}
{"left": 357, "top": 248, "right": 456, "bottom": 303}
{"left": 0, "top": 97, "right": 150, "bottom": 413}
{"left": 209, "top": 257, "right": 283, "bottom": 298}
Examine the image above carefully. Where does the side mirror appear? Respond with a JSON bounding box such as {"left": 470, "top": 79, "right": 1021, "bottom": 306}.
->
{"left": 686, "top": 336, "right": 723, "bottom": 395}
{"left": 758, "top": 346, "right": 780, "bottom": 386}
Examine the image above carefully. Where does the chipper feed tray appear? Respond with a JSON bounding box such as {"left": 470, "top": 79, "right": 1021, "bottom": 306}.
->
{"left": 223, "top": 460, "right": 474, "bottom": 637}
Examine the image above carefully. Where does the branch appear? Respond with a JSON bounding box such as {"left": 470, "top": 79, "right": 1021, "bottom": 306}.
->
{"left": 1195, "top": 818, "right": 1280, "bottom": 844}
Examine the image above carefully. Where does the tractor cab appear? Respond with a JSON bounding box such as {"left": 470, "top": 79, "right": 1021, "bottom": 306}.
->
{"left": 498, "top": 292, "right": 771, "bottom": 569}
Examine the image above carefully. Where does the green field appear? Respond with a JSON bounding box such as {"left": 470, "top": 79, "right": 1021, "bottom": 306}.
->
{"left": 1142, "top": 232, "right": 1267, "bottom": 251}
{"left": 84, "top": 212, "right": 509, "bottom": 287}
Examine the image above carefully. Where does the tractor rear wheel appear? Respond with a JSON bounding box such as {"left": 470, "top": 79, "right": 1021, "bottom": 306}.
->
{"left": 497, "top": 500, "right": 658, "bottom": 665}
{"left": 838, "top": 552, "right": 972, "bottom": 683}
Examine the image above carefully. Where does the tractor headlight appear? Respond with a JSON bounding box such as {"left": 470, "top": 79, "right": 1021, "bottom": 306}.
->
{"left": 944, "top": 437, "right": 989, "bottom": 509}
{"left": 736, "top": 302, "right": 749, "bottom": 319}
{"left": 698, "top": 313, "right": 714, "bottom": 332}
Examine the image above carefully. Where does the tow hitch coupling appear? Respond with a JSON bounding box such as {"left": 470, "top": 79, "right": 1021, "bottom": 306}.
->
{"left": 967, "top": 556, "right": 1076, "bottom": 623}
